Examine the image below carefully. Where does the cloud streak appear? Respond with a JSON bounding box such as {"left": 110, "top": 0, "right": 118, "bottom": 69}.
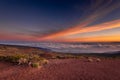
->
{"left": 38, "top": 0, "right": 120, "bottom": 42}
{"left": 56, "top": 34, "right": 120, "bottom": 42}
{"left": 39, "top": 19, "right": 120, "bottom": 41}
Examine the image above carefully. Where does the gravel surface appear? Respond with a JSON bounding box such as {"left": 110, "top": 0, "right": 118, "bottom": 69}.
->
{"left": 0, "top": 58, "right": 120, "bottom": 80}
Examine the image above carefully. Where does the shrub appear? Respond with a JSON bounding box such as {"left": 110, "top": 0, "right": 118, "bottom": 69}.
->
{"left": 29, "top": 56, "right": 48, "bottom": 67}
{"left": 0, "top": 53, "right": 48, "bottom": 68}
{"left": 4, "top": 54, "right": 29, "bottom": 63}
{"left": 18, "top": 58, "right": 28, "bottom": 65}
{"left": 38, "top": 58, "right": 49, "bottom": 66}
{"left": 29, "top": 54, "right": 44, "bottom": 62}
{"left": 5, "top": 56, "right": 19, "bottom": 62}
{"left": 96, "top": 58, "right": 101, "bottom": 62}
{"left": 88, "top": 58, "right": 93, "bottom": 62}
{"left": 42, "top": 59, "right": 49, "bottom": 64}
{"left": 31, "top": 62, "right": 41, "bottom": 68}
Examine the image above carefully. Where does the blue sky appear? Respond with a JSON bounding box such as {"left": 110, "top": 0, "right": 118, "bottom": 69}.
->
{"left": 0, "top": 0, "right": 120, "bottom": 42}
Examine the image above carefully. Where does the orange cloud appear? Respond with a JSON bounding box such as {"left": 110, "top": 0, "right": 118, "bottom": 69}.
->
{"left": 51, "top": 34, "right": 120, "bottom": 42}
{"left": 38, "top": 1, "right": 120, "bottom": 41}
{"left": 38, "top": 19, "right": 120, "bottom": 41}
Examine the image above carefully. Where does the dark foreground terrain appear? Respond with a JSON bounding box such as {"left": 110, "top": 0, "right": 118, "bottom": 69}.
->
{"left": 0, "top": 58, "right": 120, "bottom": 80}
{"left": 0, "top": 44, "right": 120, "bottom": 80}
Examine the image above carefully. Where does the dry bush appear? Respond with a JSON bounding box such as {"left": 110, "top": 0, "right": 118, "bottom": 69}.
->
{"left": 87, "top": 58, "right": 93, "bottom": 62}
{"left": 96, "top": 58, "right": 101, "bottom": 62}
{"left": 0, "top": 53, "right": 49, "bottom": 68}
{"left": 31, "top": 62, "right": 41, "bottom": 68}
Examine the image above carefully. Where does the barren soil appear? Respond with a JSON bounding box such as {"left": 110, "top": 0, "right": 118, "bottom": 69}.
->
{"left": 0, "top": 58, "right": 120, "bottom": 80}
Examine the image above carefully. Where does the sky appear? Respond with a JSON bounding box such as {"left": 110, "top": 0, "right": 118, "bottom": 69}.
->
{"left": 0, "top": 0, "right": 120, "bottom": 42}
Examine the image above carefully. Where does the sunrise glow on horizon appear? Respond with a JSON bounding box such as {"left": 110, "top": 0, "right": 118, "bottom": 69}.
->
{"left": 0, "top": 0, "right": 120, "bottom": 42}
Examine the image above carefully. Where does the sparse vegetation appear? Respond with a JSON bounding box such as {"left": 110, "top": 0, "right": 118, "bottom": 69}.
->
{"left": 0, "top": 54, "right": 29, "bottom": 63}
{"left": 0, "top": 44, "right": 120, "bottom": 68}
{"left": 0, "top": 45, "right": 51, "bottom": 68}
{"left": 96, "top": 58, "right": 101, "bottom": 62}
{"left": 0, "top": 53, "right": 48, "bottom": 68}
{"left": 31, "top": 62, "right": 41, "bottom": 68}
{"left": 87, "top": 58, "right": 93, "bottom": 62}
